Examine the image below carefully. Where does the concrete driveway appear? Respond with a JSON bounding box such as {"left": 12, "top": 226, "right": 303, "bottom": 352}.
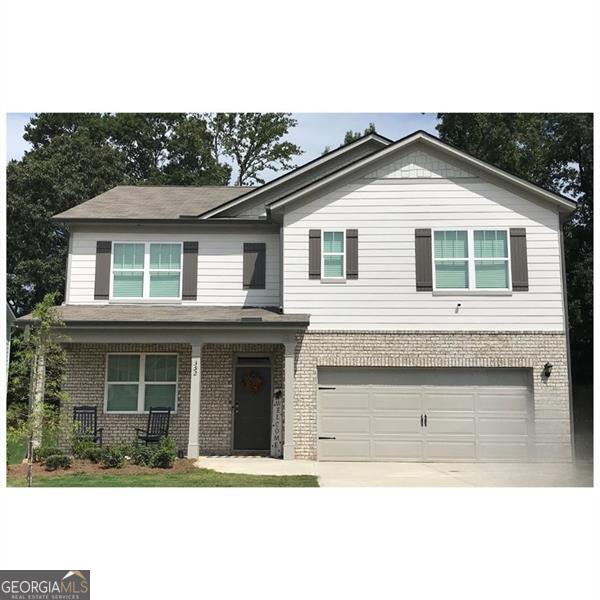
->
{"left": 195, "top": 457, "right": 593, "bottom": 487}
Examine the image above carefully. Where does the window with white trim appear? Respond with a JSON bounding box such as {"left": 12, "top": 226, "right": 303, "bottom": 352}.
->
{"left": 106, "top": 353, "right": 178, "bottom": 413}
{"left": 433, "top": 229, "right": 510, "bottom": 291}
{"left": 322, "top": 231, "right": 345, "bottom": 279}
{"left": 111, "top": 242, "right": 182, "bottom": 299}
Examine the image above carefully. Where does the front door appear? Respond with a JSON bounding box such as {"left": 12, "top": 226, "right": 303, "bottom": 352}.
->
{"left": 233, "top": 362, "right": 272, "bottom": 452}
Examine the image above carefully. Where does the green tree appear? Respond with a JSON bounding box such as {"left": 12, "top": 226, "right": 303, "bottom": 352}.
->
{"left": 322, "top": 122, "right": 377, "bottom": 154}
{"left": 24, "top": 113, "right": 108, "bottom": 148}
{"left": 436, "top": 113, "right": 593, "bottom": 384}
{"left": 7, "top": 132, "right": 127, "bottom": 315}
{"left": 343, "top": 121, "right": 377, "bottom": 145}
{"left": 207, "top": 113, "right": 303, "bottom": 185}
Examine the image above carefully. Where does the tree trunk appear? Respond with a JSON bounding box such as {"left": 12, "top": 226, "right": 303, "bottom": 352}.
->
{"left": 29, "top": 350, "right": 46, "bottom": 448}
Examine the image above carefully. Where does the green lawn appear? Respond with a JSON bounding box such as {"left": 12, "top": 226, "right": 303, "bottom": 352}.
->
{"left": 7, "top": 468, "right": 319, "bottom": 487}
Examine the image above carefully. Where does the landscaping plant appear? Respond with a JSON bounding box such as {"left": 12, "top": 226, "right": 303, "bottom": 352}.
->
{"left": 100, "top": 446, "right": 125, "bottom": 469}
{"left": 148, "top": 437, "right": 177, "bottom": 469}
{"left": 44, "top": 454, "right": 72, "bottom": 471}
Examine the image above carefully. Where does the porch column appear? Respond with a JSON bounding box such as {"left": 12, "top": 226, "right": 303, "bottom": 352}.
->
{"left": 187, "top": 342, "right": 203, "bottom": 458}
{"left": 283, "top": 341, "right": 296, "bottom": 460}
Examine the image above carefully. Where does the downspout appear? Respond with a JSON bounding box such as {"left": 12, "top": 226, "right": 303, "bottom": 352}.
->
{"left": 559, "top": 216, "right": 576, "bottom": 461}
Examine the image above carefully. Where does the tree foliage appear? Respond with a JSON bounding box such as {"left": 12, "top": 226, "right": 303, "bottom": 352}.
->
{"left": 322, "top": 122, "right": 377, "bottom": 154}
{"left": 7, "top": 132, "right": 127, "bottom": 313}
{"left": 7, "top": 112, "right": 301, "bottom": 316}
{"left": 7, "top": 293, "right": 69, "bottom": 449}
{"left": 437, "top": 113, "right": 593, "bottom": 384}
{"left": 206, "top": 113, "right": 303, "bottom": 185}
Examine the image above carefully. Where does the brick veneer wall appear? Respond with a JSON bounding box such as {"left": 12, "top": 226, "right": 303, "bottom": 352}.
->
{"left": 61, "top": 343, "right": 191, "bottom": 453}
{"left": 199, "top": 344, "right": 284, "bottom": 454}
{"left": 293, "top": 331, "right": 571, "bottom": 461}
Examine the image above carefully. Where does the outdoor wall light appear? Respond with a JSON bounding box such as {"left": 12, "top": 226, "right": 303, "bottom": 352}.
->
{"left": 543, "top": 362, "right": 553, "bottom": 378}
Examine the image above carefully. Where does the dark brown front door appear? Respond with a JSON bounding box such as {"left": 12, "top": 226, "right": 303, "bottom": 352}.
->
{"left": 233, "top": 364, "right": 272, "bottom": 452}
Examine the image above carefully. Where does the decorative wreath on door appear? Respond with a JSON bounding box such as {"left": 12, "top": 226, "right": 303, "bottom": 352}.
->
{"left": 242, "top": 371, "right": 264, "bottom": 394}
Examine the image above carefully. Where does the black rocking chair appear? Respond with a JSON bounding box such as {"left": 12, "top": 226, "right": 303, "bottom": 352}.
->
{"left": 73, "top": 405, "right": 103, "bottom": 447}
{"left": 135, "top": 407, "right": 171, "bottom": 445}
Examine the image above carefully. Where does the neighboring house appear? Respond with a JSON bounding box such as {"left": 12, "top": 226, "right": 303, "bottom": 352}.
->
{"left": 17, "top": 131, "right": 576, "bottom": 462}
{"left": 6, "top": 303, "right": 16, "bottom": 371}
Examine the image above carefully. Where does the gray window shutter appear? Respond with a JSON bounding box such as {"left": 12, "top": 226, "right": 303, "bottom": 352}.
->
{"left": 94, "top": 241, "right": 112, "bottom": 300}
{"left": 415, "top": 229, "right": 433, "bottom": 291}
{"left": 510, "top": 228, "right": 529, "bottom": 291}
{"left": 182, "top": 241, "right": 199, "bottom": 300}
{"left": 309, "top": 229, "right": 321, "bottom": 279}
{"left": 346, "top": 229, "right": 358, "bottom": 279}
{"left": 243, "top": 243, "right": 266, "bottom": 289}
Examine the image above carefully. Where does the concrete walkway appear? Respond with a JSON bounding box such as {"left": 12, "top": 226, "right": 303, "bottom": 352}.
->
{"left": 195, "top": 456, "right": 593, "bottom": 487}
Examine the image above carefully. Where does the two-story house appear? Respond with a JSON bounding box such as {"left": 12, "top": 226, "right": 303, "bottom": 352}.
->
{"left": 18, "top": 130, "right": 576, "bottom": 462}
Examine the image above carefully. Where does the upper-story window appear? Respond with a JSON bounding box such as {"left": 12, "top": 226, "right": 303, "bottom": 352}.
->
{"left": 322, "top": 231, "right": 345, "bottom": 279}
{"left": 433, "top": 229, "right": 510, "bottom": 291}
{"left": 111, "top": 242, "right": 182, "bottom": 299}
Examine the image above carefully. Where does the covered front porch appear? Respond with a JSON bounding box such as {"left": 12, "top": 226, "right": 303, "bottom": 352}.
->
{"left": 188, "top": 335, "right": 298, "bottom": 460}
{"left": 21, "top": 305, "right": 308, "bottom": 460}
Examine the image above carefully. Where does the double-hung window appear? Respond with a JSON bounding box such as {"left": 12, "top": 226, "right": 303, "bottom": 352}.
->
{"left": 106, "top": 353, "right": 178, "bottom": 413}
{"left": 433, "top": 229, "right": 510, "bottom": 291}
{"left": 322, "top": 231, "right": 345, "bottom": 279}
{"left": 111, "top": 242, "right": 182, "bottom": 299}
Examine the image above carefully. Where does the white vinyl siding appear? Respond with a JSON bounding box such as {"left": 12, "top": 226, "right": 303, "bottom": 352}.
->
{"left": 283, "top": 168, "right": 565, "bottom": 331}
{"left": 67, "top": 230, "right": 280, "bottom": 307}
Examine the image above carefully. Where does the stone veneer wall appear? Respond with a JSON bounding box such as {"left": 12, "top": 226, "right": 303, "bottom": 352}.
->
{"left": 293, "top": 331, "right": 571, "bottom": 461}
{"left": 199, "top": 344, "right": 284, "bottom": 454}
{"left": 61, "top": 343, "right": 191, "bottom": 452}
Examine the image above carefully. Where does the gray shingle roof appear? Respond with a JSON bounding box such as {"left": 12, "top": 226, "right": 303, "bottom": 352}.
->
{"left": 53, "top": 186, "right": 256, "bottom": 221}
{"left": 17, "top": 305, "right": 309, "bottom": 327}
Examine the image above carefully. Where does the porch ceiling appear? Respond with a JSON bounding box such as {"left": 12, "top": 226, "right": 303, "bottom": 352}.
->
{"left": 16, "top": 305, "right": 310, "bottom": 328}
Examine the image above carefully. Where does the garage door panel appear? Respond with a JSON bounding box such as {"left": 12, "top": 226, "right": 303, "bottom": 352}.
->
{"left": 423, "top": 390, "right": 476, "bottom": 412}
{"left": 426, "top": 417, "right": 475, "bottom": 435}
{"left": 319, "top": 415, "right": 370, "bottom": 435}
{"left": 425, "top": 441, "right": 476, "bottom": 460}
{"left": 478, "top": 392, "right": 528, "bottom": 412}
{"left": 319, "top": 439, "right": 370, "bottom": 461}
{"left": 478, "top": 417, "right": 528, "bottom": 435}
{"left": 372, "top": 416, "right": 422, "bottom": 434}
{"left": 319, "top": 390, "right": 369, "bottom": 411}
{"left": 372, "top": 440, "right": 424, "bottom": 460}
{"left": 372, "top": 389, "right": 422, "bottom": 411}
{"left": 478, "top": 442, "right": 529, "bottom": 460}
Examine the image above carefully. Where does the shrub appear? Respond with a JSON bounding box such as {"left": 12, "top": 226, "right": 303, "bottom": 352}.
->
{"left": 148, "top": 437, "right": 177, "bottom": 469}
{"left": 100, "top": 446, "right": 125, "bottom": 469}
{"left": 84, "top": 446, "right": 104, "bottom": 463}
{"left": 72, "top": 440, "right": 97, "bottom": 460}
{"left": 33, "top": 446, "right": 62, "bottom": 463}
{"left": 44, "top": 454, "right": 72, "bottom": 471}
{"left": 130, "top": 444, "right": 153, "bottom": 466}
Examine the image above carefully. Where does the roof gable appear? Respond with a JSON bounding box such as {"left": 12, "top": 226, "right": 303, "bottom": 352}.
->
{"left": 199, "top": 132, "right": 392, "bottom": 218}
{"left": 268, "top": 131, "right": 576, "bottom": 215}
{"left": 364, "top": 148, "right": 476, "bottom": 179}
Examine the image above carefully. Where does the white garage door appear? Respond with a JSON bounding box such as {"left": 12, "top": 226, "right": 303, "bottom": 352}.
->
{"left": 317, "top": 368, "right": 534, "bottom": 462}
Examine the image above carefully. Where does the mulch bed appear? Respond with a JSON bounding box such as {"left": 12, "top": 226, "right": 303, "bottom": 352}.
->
{"left": 7, "top": 457, "right": 198, "bottom": 480}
